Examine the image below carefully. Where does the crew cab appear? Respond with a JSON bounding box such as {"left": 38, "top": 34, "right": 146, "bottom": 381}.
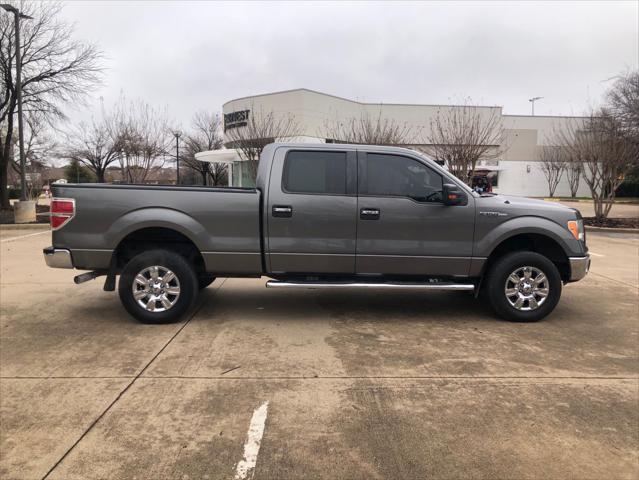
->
{"left": 44, "top": 143, "right": 590, "bottom": 323}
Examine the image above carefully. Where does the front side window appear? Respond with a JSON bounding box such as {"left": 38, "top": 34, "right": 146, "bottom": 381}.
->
{"left": 360, "top": 153, "right": 443, "bottom": 202}
{"left": 282, "top": 151, "right": 347, "bottom": 195}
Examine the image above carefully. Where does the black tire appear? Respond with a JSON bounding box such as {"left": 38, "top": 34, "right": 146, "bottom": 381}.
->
{"left": 198, "top": 273, "right": 216, "bottom": 290}
{"left": 485, "top": 251, "right": 562, "bottom": 322}
{"left": 118, "top": 249, "right": 198, "bottom": 324}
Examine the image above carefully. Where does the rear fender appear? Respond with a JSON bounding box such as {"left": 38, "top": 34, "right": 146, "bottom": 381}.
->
{"left": 107, "top": 208, "right": 207, "bottom": 251}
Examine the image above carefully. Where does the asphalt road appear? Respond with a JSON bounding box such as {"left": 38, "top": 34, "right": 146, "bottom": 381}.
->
{"left": 1, "top": 227, "right": 637, "bottom": 480}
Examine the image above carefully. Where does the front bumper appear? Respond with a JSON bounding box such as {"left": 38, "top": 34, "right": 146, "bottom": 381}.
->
{"left": 569, "top": 254, "right": 590, "bottom": 281}
{"left": 43, "top": 247, "right": 73, "bottom": 269}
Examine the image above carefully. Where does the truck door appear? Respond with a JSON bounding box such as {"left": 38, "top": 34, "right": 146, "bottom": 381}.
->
{"left": 266, "top": 147, "right": 358, "bottom": 274}
{"left": 356, "top": 151, "right": 475, "bottom": 277}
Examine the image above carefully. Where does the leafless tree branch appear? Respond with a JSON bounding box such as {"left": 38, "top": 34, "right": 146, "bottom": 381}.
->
{"left": 320, "top": 109, "right": 414, "bottom": 146}
{"left": 538, "top": 144, "right": 566, "bottom": 197}
{"left": 181, "top": 111, "right": 227, "bottom": 186}
{"left": 424, "top": 102, "right": 505, "bottom": 185}
{"left": 556, "top": 110, "right": 639, "bottom": 220}
{"left": 105, "top": 95, "right": 172, "bottom": 184}
{"left": 0, "top": 0, "right": 104, "bottom": 207}
{"left": 225, "top": 106, "right": 301, "bottom": 181}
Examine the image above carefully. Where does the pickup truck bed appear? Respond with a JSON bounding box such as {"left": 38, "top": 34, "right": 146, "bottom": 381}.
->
{"left": 50, "top": 184, "right": 263, "bottom": 274}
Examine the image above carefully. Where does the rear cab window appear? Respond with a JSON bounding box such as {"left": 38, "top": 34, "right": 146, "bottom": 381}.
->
{"left": 282, "top": 150, "right": 347, "bottom": 195}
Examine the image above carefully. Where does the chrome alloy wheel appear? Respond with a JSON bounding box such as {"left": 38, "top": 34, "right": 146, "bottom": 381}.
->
{"left": 132, "top": 266, "right": 181, "bottom": 312}
{"left": 504, "top": 266, "right": 549, "bottom": 311}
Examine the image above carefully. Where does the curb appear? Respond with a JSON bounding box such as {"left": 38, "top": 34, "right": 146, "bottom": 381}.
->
{"left": 0, "top": 223, "right": 50, "bottom": 230}
{"left": 585, "top": 226, "right": 638, "bottom": 235}
{"left": 542, "top": 198, "right": 639, "bottom": 205}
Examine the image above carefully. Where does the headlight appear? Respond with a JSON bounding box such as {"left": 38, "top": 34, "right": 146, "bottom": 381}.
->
{"left": 567, "top": 219, "right": 585, "bottom": 241}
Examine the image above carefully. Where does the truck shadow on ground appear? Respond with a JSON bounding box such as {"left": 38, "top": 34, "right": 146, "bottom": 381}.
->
{"left": 197, "top": 284, "right": 504, "bottom": 325}
{"left": 63, "top": 279, "right": 583, "bottom": 327}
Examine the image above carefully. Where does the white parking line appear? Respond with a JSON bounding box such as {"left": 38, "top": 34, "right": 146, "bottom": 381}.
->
{"left": 589, "top": 252, "right": 604, "bottom": 257}
{"left": 0, "top": 230, "right": 49, "bottom": 243}
{"left": 234, "top": 401, "right": 269, "bottom": 480}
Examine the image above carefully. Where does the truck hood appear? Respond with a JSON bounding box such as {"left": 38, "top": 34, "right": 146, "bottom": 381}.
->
{"left": 476, "top": 194, "right": 580, "bottom": 220}
{"left": 495, "top": 194, "right": 575, "bottom": 210}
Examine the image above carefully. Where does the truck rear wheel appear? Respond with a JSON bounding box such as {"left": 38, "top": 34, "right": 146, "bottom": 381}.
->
{"left": 118, "top": 249, "right": 198, "bottom": 324}
{"left": 485, "top": 251, "right": 562, "bottom": 322}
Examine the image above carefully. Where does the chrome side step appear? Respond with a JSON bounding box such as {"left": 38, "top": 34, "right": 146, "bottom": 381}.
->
{"left": 265, "top": 280, "right": 475, "bottom": 291}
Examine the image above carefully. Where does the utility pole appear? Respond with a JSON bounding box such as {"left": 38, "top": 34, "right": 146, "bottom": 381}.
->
{"left": 1, "top": 4, "right": 33, "bottom": 201}
{"left": 528, "top": 96, "right": 543, "bottom": 116}
{"left": 173, "top": 132, "right": 181, "bottom": 185}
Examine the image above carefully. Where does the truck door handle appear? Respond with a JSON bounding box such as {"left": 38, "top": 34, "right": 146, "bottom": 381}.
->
{"left": 272, "top": 205, "right": 293, "bottom": 218}
{"left": 360, "top": 208, "right": 380, "bottom": 220}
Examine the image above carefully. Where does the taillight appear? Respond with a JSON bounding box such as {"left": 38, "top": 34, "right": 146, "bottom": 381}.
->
{"left": 50, "top": 198, "right": 75, "bottom": 230}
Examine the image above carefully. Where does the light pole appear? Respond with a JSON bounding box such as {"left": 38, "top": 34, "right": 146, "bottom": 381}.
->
{"left": 1, "top": 4, "right": 33, "bottom": 201}
{"left": 173, "top": 132, "right": 181, "bottom": 185}
{"left": 528, "top": 96, "right": 543, "bottom": 116}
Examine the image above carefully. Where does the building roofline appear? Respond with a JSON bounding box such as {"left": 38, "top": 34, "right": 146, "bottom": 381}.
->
{"left": 223, "top": 87, "right": 503, "bottom": 110}
{"left": 503, "top": 114, "right": 588, "bottom": 120}
{"left": 265, "top": 141, "right": 433, "bottom": 157}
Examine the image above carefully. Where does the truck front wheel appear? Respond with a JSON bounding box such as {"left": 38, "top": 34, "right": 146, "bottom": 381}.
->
{"left": 485, "top": 251, "right": 562, "bottom": 322}
{"left": 118, "top": 249, "right": 198, "bottom": 324}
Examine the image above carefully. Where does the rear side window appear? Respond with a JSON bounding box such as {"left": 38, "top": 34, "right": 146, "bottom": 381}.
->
{"left": 360, "top": 153, "right": 443, "bottom": 202}
{"left": 282, "top": 151, "right": 347, "bottom": 195}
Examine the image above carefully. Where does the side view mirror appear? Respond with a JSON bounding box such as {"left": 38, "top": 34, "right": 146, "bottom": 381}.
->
{"left": 443, "top": 183, "right": 468, "bottom": 206}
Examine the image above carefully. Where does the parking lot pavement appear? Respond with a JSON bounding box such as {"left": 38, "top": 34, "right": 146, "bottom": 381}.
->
{"left": 0, "top": 226, "right": 50, "bottom": 241}
{"left": 586, "top": 231, "right": 639, "bottom": 288}
{"left": 557, "top": 200, "right": 639, "bottom": 219}
{"left": 1, "top": 231, "right": 637, "bottom": 479}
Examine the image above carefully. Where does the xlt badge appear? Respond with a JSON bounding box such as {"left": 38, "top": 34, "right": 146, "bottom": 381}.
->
{"left": 479, "top": 211, "right": 508, "bottom": 217}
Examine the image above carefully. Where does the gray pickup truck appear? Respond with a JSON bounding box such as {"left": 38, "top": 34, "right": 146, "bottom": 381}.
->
{"left": 44, "top": 143, "right": 590, "bottom": 324}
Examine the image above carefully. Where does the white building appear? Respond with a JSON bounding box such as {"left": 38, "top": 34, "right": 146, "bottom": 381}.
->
{"left": 196, "top": 88, "right": 590, "bottom": 197}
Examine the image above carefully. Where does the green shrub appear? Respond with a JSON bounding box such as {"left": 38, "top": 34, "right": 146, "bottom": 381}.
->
{"left": 64, "top": 159, "right": 95, "bottom": 183}
{"left": 616, "top": 165, "right": 639, "bottom": 197}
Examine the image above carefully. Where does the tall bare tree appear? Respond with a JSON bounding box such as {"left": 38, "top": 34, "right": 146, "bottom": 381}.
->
{"left": 63, "top": 116, "right": 119, "bottom": 182}
{"left": 547, "top": 122, "right": 584, "bottom": 199}
{"left": 564, "top": 156, "right": 582, "bottom": 199}
{"left": 225, "top": 106, "right": 301, "bottom": 181}
{"left": 425, "top": 103, "right": 504, "bottom": 185}
{"left": 107, "top": 96, "right": 171, "bottom": 184}
{"left": 182, "top": 111, "right": 227, "bottom": 186}
{"left": 606, "top": 70, "right": 639, "bottom": 139}
{"left": 7, "top": 111, "right": 55, "bottom": 198}
{"left": 538, "top": 145, "right": 566, "bottom": 197}
{"left": 559, "top": 111, "right": 639, "bottom": 220}
{"left": 23, "top": 111, "right": 55, "bottom": 197}
{"left": 0, "top": 1, "right": 103, "bottom": 207}
{"left": 321, "top": 110, "right": 414, "bottom": 145}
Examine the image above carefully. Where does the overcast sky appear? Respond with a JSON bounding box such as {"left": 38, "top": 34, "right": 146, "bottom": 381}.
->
{"left": 59, "top": 0, "right": 638, "bottom": 127}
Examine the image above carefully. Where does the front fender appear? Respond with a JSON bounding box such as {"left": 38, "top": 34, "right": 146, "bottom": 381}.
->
{"left": 107, "top": 207, "right": 208, "bottom": 251}
{"left": 474, "top": 216, "right": 584, "bottom": 258}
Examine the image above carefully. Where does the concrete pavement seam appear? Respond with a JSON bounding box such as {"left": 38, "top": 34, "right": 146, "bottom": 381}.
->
{"left": 40, "top": 278, "right": 227, "bottom": 480}
{"left": 589, "top": 271, "right": 639, "bottom": 290}
{"left": 0, "top": 230, "right": 49, "bottom": 243}
{"left": 4, "top": 375, "right": 637, "bottom": 380}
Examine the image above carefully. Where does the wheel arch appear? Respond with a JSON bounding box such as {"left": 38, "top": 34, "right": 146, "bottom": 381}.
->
{"left": 483, "top": 232, "right": 571, "bottom": 281}
{"left": 114, "top": 226, "right": 206, "bottom": 275}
